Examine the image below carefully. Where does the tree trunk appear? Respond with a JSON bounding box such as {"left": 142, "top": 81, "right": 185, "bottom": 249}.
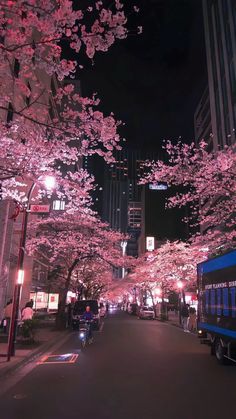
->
{"left": 56, "top": 273, "right": 72, "bottom": 329}
{"left": 149, "top": 289, "right": 157, "bottom": 318}
{"left": 161, "top": 296, "right": 168, "bottom": 321}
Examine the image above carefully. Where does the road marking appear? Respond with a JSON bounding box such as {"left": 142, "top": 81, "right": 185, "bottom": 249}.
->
{"left": 37, "top": 353, "right": 79, "bottom": 365}
{"left": 0, "top": 332, "right": 75, "bottom": 397}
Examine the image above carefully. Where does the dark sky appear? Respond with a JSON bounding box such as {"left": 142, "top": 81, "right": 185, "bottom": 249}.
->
{"left": 80, "top": 0, "right": 208, "bottom": 151}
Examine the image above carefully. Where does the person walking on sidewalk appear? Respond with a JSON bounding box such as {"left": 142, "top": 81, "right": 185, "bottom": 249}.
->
{"left": 21, "top": 302, "right": 34, "bottom": 321}
{"left": 181, "top": 303, "right": 189, "bottom": 332}
{"left": 188, "top": 307, "right": 197, "bottom": 332}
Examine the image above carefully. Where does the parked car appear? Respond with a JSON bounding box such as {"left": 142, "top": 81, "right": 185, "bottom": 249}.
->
{"left": 109, "top": 303, "right": 118, "bottom": 311}
{"left": 72, "top": 300, "right": 100, "bottom": 330}
{"left": 139, "top": 306, "right": 155, "bottom": 320}
{"left": 99, "top": 302, "right": 106, "bottom": 318}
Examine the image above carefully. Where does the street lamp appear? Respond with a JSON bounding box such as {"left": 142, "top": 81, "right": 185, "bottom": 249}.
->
{"left": 44, "top": 175, "right": 56, "bottom": 190}
{"left": 17, "top": 269, "right": 24, "bottom": 285}
{"left": 7, "top": 176, "right": 55, "bottom": 361}
{"left": 120, "top": 240, "right": 127, "bottom": 279}
{"left": 177, "top": 280, "right": 184, "bottom": 325}
{"left": 177, "top": 280, "right": 183, "bottom": 290}
{"left": 155, "top": 287, "right": 162, "bottom": 297}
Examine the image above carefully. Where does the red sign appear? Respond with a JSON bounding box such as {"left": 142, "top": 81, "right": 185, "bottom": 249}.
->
{"left": 30, "top": 204, "right": 50, "bottom": 213}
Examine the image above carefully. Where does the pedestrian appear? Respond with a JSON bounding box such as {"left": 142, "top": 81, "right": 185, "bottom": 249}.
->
{"left": 188, "top": 307, "right": 197, "bottom": 332}
{"left": 3, "top": 299, "right": 13, "bottom": 334}
{"left": 29, "top": 299, "right": 34, "bottom": 308}
{"left": 21, "top": 302, "right": 34, "bottom": 322}
{"left": 181, "top": 303, "right": 189, "bottom": 332}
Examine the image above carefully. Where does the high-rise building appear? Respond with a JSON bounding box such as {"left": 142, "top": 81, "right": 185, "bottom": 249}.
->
{"left": 194, "top": 86, "right": 213, "bottom": 149}
{"left": 102, "top": 151, "right": 129, "bottom": 233}
{"left": 102, "top": 149, "right": 158, "bottom": 258}
{"left": 202, "top": 0, "right": 236, "bottom": 150}
{"left": 139, "top": 183, "right": 188, "bottom": 254}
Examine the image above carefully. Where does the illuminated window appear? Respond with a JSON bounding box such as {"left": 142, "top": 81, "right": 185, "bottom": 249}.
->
{"left": 53, "top": 200, "right": 65, "bottom": 211}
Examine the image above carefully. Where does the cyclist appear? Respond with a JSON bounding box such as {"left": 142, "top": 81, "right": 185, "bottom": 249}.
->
{"left": 82, "top": 306, "right": 94, "bottom": 341}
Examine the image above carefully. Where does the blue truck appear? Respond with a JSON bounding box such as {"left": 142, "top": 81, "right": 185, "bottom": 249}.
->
{"left": 197, "top": 249, "right": 236, "bottom": 364}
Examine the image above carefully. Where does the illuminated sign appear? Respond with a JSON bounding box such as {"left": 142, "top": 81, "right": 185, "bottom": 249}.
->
{"left": 149, "top": 183, "right": 168, "bottom": 190}
{"left": 146, "top": 236, "right": 155, "bottom": 251}
{"left": 30, "top": 204, "right": 50, "bottom": 213}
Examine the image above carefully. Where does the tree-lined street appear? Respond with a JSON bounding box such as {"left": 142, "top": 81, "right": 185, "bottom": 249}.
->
{"left": 0, "top": 311, "right": 235, "bottom": 419}
{"left": 0, "top": 1, "right": 236, "bottom": 416}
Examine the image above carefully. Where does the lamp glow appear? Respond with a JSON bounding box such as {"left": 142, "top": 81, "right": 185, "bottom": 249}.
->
{"left": 17, "top": 269, "right": 24, "bottom": 285}
{"left": 44, "top": 176, "right": 56, "bottom": 190}
{"left": 155, "top": 288, "right": 162, "bottom": 296}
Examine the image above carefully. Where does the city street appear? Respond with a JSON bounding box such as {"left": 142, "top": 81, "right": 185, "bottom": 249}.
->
{"left": 0, "top": 311, "right": 235, "bottom": 419}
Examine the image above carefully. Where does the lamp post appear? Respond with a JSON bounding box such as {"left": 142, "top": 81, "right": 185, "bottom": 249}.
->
{"left": 177, "top": 280, "right": 184, "bottom": 325}
{"left": 120, "top": 240, "right": 127, "bottom": 279}
{"left": 7, "top": 176, "right": 55, "bottom": 361}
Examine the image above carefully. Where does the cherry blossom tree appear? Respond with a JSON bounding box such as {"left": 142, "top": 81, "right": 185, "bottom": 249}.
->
{"left": 0, "top": 1, "right": 140, "bottom": 201}
{"left": 73, "top": 257, "right": 113, "bottom": 300}
{"left": 28, "top": 211, "right": 133, "bottom": 327}
{"left": 125, "top": 240, "right": 209, "bottom": 317}
{"left": 142, "top": 140, "right": 236, "bottom": 253}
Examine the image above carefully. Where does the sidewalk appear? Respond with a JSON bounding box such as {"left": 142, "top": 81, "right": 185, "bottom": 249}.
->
{"left": 155, "top": 310, "right": 181, "bottom": 326}
{"left": 167, "top": 311, "right": 197, "bottom": 334}
{"left": 168, "top": 311, "right": 182, "bottom": 328}
{"left": 0, "top": 326, "right": 68, "bottom": 377}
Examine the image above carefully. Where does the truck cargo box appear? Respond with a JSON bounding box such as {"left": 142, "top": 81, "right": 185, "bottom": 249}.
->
{"left": 198, "top": 250, "right": 236, "bottom": 340}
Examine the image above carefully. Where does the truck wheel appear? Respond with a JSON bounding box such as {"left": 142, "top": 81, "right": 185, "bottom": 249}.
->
{"left": 210, "top": 342, "right": 215, "bottom": 356}
{"left": 215, "top": 339, "right": 227, "bottom": 364}
{"left": 210, "top": 337, "right": 215, "bottom": 355}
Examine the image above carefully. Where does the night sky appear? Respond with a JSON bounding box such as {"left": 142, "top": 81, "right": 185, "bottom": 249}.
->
{"left": 80, "top": 0, "right": 208, "bottom": 151}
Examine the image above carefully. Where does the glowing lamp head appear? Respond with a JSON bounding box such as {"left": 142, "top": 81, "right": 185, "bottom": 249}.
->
{"left": 44, "top": 175, "right": 56, "bottom": 190}
{"left": 155, "top": 288, "right": 162, "bottom": 296}
{"left": 177, "top": 280, "right": 183, "bottom": 289}
{"left": 17, "top": 269, "right": 24, "bottom": 285}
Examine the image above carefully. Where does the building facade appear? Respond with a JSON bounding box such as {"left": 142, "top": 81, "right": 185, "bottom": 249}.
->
{"left": 194, "top": 86, "right": 213, "bottom": 149}
{"left": 202, "top": 0, "right": 236, "bottom": 150}
{"left": 102, "top": 150, "right": 157, "bottom": 259}
{"left": 138, "top": 183, "right": 188, "bottom": 254}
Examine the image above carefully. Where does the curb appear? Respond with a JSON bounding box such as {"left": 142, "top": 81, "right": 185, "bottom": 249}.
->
{"left": 0, "top": 330, "right": 70, "bottom": 378}
{"left": 170, "top": 322, "right": 182, "bottom": 328}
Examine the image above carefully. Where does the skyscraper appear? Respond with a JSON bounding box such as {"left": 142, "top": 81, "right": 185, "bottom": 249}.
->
{"left": 202, "top": 0, "right": 236, "bottom": 149}
{"left": 102, "top": 150, "right": 158, "bottom": 258}
{"left": 194, "top": 86, "right": 213, "bottom": 149}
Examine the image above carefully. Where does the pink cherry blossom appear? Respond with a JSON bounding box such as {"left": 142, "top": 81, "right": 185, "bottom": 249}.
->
{"left": 141, "top": 140, "right": 236, "bottom": 253}
{"left": 28, "top": 211, "right": 134, "bottom": 317}
{"left": 0, "top": 0, "right": 139, "bottom": 203}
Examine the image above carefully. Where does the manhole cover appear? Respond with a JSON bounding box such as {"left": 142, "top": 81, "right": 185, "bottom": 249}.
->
{"left": 38, "top": 353, "right": 78, "bottom": 365}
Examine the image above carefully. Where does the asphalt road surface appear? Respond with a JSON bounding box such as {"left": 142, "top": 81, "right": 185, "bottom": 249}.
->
{"left": 0, "top": 311, "right": 235, "bottom": 419}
